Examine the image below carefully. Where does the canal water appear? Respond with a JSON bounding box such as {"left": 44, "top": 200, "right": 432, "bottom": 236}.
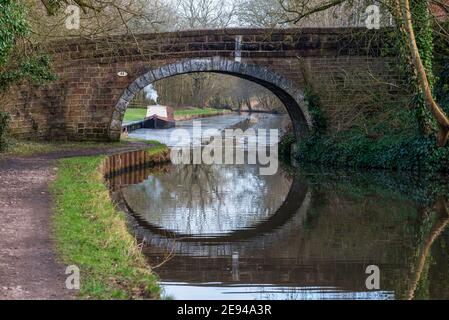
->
{"left": 127, "top": 113, "right": 251, "bottom": 146}
{"left": 109, "top": 113, "right": 449, "bottom": 300}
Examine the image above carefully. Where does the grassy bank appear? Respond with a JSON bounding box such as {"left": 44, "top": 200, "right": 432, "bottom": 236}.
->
{"left": 123, "top": 107, "right": 230, "bottom": 122}
{"left": 174, "top": 107, "right": 230, "bottom": 118}
{"left": 1, "top": 139, "right": 129, "bottom": 158}
{"left": 123, "top": 108, "right": 147, "bottom": 122}
{"left": 0, "top": 138, "right": 160, "bottom": 159}
{"left": 50, "top": 144, "right": 168, "bottom": 299}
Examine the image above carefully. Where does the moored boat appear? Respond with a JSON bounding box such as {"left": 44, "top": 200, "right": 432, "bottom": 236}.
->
{"left": 143, "top": 105, "right": 175, "bottom": 129}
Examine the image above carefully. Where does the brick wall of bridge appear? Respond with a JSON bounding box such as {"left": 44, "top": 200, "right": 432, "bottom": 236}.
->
{"left": 3, "top": 28, "right": 406, "bottom": 140}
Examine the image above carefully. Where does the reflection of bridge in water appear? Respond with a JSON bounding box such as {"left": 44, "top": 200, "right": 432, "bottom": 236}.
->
{"left": 125, "top": 171, "right": 310, "bottom": 254}
{"left": 126, "top": 173, "right": 395, "bottom": 296}
{"left": 104, "top": 151, "right": 449, "bottom": 299}
{"left": 107, "top": 162, "right": 393, "bottom": 296}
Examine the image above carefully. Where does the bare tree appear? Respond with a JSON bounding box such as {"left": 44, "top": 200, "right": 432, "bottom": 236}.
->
{"left": 277, "top": 0, "right": 369, "bottom": 27}
{"left": 236, "top": 0, "right": 292, "bottom": 27}
{"left": 26, "top": 0, "right": 176, "bottom": 40}
{"left": 175, "top": 0, "right": 237, "bottom": 29}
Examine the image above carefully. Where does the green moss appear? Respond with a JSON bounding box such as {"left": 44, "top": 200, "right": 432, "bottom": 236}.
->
{"left": 50, "top": 146, "right": 165, "bottom": 299}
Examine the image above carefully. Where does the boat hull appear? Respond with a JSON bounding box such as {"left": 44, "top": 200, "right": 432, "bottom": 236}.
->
{"left": 142, "top": 115, "right": 175, "bottom": 129}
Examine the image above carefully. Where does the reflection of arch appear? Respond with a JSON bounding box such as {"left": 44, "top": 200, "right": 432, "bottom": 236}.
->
{"left": 123, "top": 171, "right": 309, "bottom": 246}
{"left": 109, "top": 58, "right": 311, "bottom": 140}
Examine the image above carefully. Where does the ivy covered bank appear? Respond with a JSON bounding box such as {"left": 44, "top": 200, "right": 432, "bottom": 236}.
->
{"left": 281, "top": 2, "right": 449, "bottom": 173}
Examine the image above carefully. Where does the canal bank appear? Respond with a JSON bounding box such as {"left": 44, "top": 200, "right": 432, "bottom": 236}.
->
{"left": 50, "top": 143, "right": 170, "bottom": 299}
{"left": 122, "top": 108, "right": 232, "bottom": 124}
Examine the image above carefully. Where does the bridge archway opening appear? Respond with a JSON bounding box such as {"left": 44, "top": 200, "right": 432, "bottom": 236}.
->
{"left": 109, "top": 58, "right": 312, "bottom": 140}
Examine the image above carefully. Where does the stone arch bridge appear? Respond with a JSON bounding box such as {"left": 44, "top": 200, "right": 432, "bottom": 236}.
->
{"left": 6, "top": 27, "right": 399, "bottom": 141}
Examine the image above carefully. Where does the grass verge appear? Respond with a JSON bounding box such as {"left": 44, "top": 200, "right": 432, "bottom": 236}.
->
{"left": 0, "top": 138, "right": 159, "bottom": 159}
{"left": 2, "top": 139, "right": 126, "bottom": 158}
{"left": 174, "top": 107, "right": 230, "bottom": 118}
{"left": 123, "top": 108, "right": 147, "bottom": 122}
{"left": 50, "top": 145, "right": 168, "bottom": 299}
{"left": 123, "top": 107, "right": 230, "bottom": 122}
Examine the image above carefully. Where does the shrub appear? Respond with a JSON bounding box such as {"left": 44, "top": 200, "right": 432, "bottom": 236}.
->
{"left": 278, "top": 131, "right": 295, "bottom": 161}
{"left": 0, "top": 110, "right": 10, "bottom": 152}
{"left": 295, "top": 132, "right": 449, "bottom": 173}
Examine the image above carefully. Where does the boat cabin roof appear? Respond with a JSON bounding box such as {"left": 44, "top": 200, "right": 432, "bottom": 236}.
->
{"left": 146, "top": 105, "right": 174, "bottom": 120}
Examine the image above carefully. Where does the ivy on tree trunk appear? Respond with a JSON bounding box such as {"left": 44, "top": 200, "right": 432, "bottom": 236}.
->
{"left": 410, "top": 0, "right": 436, "bottom": 136}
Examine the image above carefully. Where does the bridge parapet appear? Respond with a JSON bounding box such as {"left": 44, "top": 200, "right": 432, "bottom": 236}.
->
{"left": 48, "top": 27, "right": 387, "bottom": 64}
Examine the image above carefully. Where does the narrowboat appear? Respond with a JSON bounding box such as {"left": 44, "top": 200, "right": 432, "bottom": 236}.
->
{"left": 143, "top": 105, "right": 175, "bottom": 129}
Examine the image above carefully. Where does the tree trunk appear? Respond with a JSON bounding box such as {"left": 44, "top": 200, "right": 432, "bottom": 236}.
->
{"left": 398, "top": 0, "right": 449, "bottom": 146}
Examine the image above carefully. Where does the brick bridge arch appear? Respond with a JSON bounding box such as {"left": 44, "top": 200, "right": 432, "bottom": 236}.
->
{"left": 110, "top": 58, "right": 311, "bottom": 140}
{"left": 5, "top": 28, "right": 394, "bottom": 140}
